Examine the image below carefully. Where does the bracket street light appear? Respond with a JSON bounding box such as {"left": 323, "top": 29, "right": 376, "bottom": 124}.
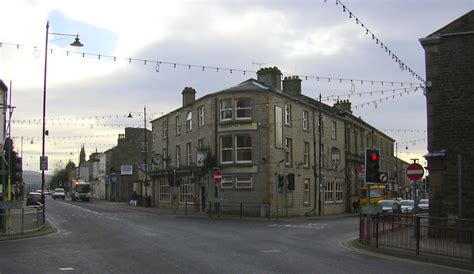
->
{"left": 41, "top": 21, "right": 83, "bottom": 221}
{"left": 127, "top": 107, "right": 150, "bottom": 207}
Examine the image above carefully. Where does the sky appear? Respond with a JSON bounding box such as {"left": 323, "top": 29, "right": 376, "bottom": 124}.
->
{"left": 1, "top": 0, "right": 472, "bottom": 173}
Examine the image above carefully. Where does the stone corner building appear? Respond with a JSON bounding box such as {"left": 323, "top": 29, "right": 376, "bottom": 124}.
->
{"left": 419, "top": 10, "right": 474, "bottom": 219}
{"left": 149, "top": 67, "right": 397, "bottom": 217}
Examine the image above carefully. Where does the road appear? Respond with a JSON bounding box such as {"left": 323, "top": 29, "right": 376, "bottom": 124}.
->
{"left": 0, "top": 197, "right": 467, "bottom": 274}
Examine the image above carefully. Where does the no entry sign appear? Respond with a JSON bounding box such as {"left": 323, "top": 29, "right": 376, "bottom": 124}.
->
{"left": 213, "top": 169, "right": 222, "bottom": 184}
{"left": 406, "top": 163, "right": 424, "bottom": 181}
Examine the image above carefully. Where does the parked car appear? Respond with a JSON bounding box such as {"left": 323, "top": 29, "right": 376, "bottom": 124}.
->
{"left": 377, "top": 200, "right": 398, "bottom": 213}
{"left": 26, "top": 192, "right": 43, "bottom": 206}
{"left": 418, "top": 199, "right": 429, "bottom": 212}
{"left": 399, "top": 200, "right": 414, "bottom": 213}
{"left": 52, "top": 188, "right": 66, "bottom": 200}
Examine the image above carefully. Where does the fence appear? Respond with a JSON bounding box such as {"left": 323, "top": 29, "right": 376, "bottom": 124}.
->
{"left": 359, "top": 213, "right": 474, "bottom": 264}
{"left": 207, "top": 202, "right": 271, "bottom": 220}
{"left": 0, "top": 206, "right": 45, "bottom": 235}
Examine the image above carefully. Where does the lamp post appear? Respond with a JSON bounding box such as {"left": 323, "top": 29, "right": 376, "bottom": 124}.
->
{"left": 127, "top": 107, "right": 150, "bottom": 207}
{"left": 41, "top": 21, "right": 83, "bottom": 221}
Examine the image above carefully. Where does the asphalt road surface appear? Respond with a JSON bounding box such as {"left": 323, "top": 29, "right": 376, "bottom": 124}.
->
{"left": 0, "top": 197, "right": 467, "bottom": 274}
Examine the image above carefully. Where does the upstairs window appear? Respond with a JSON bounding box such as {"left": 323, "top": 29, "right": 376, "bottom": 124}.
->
{"left": 235, "top": 99, "right": 251, "bottom": 119}
{"left": 304, "top": 142, "right": 310, "bottom": 167}
{"left": 162, "top": 121, "right": 168, "bottom": 139}
{"left": 331, "top": 121, "right": 337, "bottom": 140}
{"left": 186, "top": 111, "right": 193, "bottom": 132}
{"left": 302, "top": 110, "right": 308, "bottom": 130}
{"left": 198, "top": 106, "right": 205, "bottom": 126}
{"left": 176, "top": 145, "right": 181, "bottom": 167}
{"left": 176, "top": 116, "right": 181, "bottom": 135}
{"left": 186, "top": 142, "right": 192, "bottom": 166}
{"left": 284, "top": 104, "right": 292, "bottom": 125}
{"left": 220, "top": 99, "right": 233, "bottom": 121}
{"left": 220, "top": 136, "right": 233, "bottom": 164}
{"left": 236, "top": 135, "right": 252, "bottom": 163}
{"left": 285, "top": 138, "right": 293, "bottom": 166}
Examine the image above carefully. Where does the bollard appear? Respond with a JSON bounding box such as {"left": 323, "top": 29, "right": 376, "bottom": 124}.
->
{"left": 240, "top": 203, "right": 243, "bottom": 219}
{"left": 209, "top": 202, "right": 212, "bottom": 218}
{"left": 185, "top": 201, "right": 188, "bottom": 216}
{"left": 375, "top": 214, "right": 379, "bottom": 248}
{"left": 37, "top": 207, "right": 40, "bottom": 230}
{"left": 21, "top": 207, "right": 25, "bottom": 234}
{"left": 471, "top": 230, "right": 474, "bottom": 264}
{"left": 416, "top": 216, "right": 420, "bottom": 255}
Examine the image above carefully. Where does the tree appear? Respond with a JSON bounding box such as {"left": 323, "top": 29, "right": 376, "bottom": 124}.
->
{"left": 49, "top": 160, "right": 76, "bottom": 190}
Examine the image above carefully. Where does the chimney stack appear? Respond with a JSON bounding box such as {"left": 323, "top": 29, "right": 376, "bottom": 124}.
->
{"left": 182, "top": 87, "right": 196, "bottom": 106}
{"left": 282, "top": 76, "right": 302, "bottom": 96}
{"left": 333, "top": 100, "right": 352, "bottom": 113}
{"left": 257, "top": 67, "right": 282, "bottom": 90}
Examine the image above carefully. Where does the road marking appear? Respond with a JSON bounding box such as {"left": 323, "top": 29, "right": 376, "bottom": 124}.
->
{"left": 58, "top": 267, "right": 75, "bottom": 271}
{"left": 339, "top": 238, "right": 472, "bottom": 273}
{"left": 59, "top": 201, "right": 100, "bottom": 214}
{"left": 269, "top": 223, "right": 328, "bottom": 229}
{"left": 259, "top": 249, "right": 281, "bottom": 253}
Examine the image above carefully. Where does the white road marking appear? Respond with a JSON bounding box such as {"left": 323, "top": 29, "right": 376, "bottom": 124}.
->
{"left": 259, "top": 249, "right": 282, "bottom": 253}
{"left": 58, "top": 267, "right": 75, "bottom": 271}
{"left": 269, "top": 223, "right": 328, "bottom": 229}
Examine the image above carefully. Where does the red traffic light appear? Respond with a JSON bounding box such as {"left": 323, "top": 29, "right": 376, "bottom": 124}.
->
{"left": 371, "top": 153, "right": 378, "bottom": 161}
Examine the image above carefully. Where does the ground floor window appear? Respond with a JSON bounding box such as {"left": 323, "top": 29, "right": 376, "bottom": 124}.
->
{"left": 221, "top": 176, "right": 233, "bottom": 189}
{"left": 335, "top": 182, "right": 344, "bottom": 202}
{"left": 324, "top": 182, "right": 333, "bottom": 202}
{"left": 235, "top": 176, "right": 252, "bottom": 189}
{"left": 303, "top": 179, "right": 310, "bottom": 205}
{"left": 219, "top": 175, "right": 253, "bottom": 190}
{"left": 179, "top": 178, "right": 194, "bottom": 204}
{"left": 159, "top": 179, "right": 170, "bottom": 202}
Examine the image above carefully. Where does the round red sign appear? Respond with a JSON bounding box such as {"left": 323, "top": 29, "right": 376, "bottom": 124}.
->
{"left": 406, "top": 163, "right": 424, "bottom": 181}
{"left": 213, "top": 170, "right": 222, "bottom": 183}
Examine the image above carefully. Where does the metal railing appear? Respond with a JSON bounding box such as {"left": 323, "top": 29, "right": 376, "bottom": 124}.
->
{"left": 0, "top": 206, "right": 45, "bottom": 235}
{"left": 360, "top": 213, "right": 474, "bottom": 264}
{"left": 208, "top": 202, "right": 271, "bottom": 220}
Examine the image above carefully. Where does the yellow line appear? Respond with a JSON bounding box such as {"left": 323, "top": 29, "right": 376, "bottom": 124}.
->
{"left": 339, "top": 238, "right": 472, "bottom": 273}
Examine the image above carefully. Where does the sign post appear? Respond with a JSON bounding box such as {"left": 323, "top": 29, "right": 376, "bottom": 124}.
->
{"left": 213, "top": 169, "right": 221, "bottom": 198}
{"left": 406, "top": 163, "right": 424, "bottom": 214}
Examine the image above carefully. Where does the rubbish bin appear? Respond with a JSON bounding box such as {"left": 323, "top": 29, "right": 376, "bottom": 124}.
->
{"left": 144, "top": 196, "right": 151, "bottom": 208}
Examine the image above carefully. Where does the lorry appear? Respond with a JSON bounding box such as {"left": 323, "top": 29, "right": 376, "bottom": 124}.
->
{"left": 70, "top": 180, "right": 92, "bottom": 202}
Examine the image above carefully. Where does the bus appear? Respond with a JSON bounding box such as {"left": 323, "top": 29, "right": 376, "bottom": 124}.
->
{"left": 359, "top": 185, "right": 387, "bottom": 206}
{"left": 71, "top": 180, "right": 92, "bottom": 202}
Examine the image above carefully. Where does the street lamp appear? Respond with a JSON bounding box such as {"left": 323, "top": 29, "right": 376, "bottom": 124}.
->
{"left": 127, "top": 107, "right": 150, "bottom": 207}
{"left": 41, "top": 21, "right": 83, "bottom": 221}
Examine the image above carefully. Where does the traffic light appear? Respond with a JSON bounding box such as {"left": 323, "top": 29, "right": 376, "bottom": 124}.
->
{"left": 365, "top": 148, "right": 380, "bottom": 183}
{"left": 13, "top": 156, "right": 22, "bottom": 183}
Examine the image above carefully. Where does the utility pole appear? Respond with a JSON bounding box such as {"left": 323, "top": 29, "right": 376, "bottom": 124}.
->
{"left": 318, "top": 93, "right": 323, "bottom": 216}
{"left": 143, "top": 106, "right": 149, "bottom": 207}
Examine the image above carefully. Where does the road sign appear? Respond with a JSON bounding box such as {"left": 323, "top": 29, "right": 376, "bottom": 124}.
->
{"left": 40, "top": 156, "right": 48, "bottom": 171}
{"left": 213, "top": 169, "right": 222, "bottom": 183}
{"left": 406, "top": 163, "right": 424, "bottom": 181}
{"left": 357, "top": 165, "right": 365, "bottom": 174}
{"left": 379, "top": 172, "right": 388, "bottom": 183}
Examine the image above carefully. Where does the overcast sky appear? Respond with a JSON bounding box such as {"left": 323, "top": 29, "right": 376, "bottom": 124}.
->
{"left": 1, "top": 0, "right": 472, "bottom": 173}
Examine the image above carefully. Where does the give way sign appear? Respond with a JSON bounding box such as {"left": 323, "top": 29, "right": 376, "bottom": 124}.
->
{"left": 406, "top": 163, "right": 424, "bottom": 181}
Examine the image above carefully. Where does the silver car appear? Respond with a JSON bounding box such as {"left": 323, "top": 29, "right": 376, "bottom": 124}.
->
{"left": 418, "top": 199, "right": 429, "bottom": 212}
